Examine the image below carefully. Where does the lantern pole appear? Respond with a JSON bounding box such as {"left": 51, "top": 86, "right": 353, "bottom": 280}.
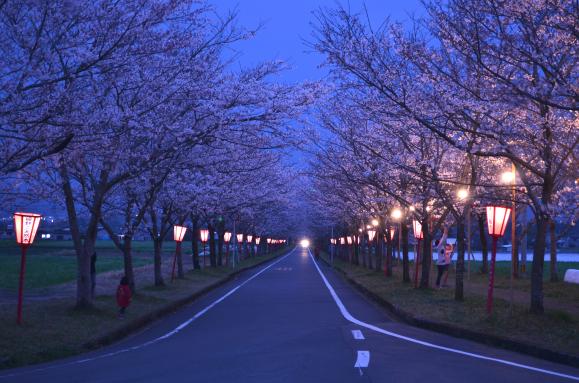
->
{"left": 171, "top": 241, "right": 181, "bottom": 282}
{"left": 232, "top": 221, "right": 236, "bottom": 269}
{"left": 487, "top": 235, "right": 499, "bottom": 314}
{"left": 414, "top": 238, "right": 420, "bottom": 289}
{"left": 17, "top": 245, "right": 28, "bottom": 325}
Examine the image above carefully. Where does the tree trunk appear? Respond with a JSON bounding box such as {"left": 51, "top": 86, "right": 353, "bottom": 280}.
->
{"left": 208, "top": 222, "right": 216, "bottom": 267}
{"left": 217, "top": 220, "right": 224, "bottom": 266}
{"left": 530, "top": 217, "right": 548, "bottom": 314}
{"left": 122, "top": 234, "right": 136, "bottom": 292}
{"left": 419, "top": 218, "right": 431, "bottom": 289}
{"left": 353, "top": 237, "right": 359, "bottom": 265}
{"left": 153, "top": 237, "right": 165, "bottom": 286}
{"left": 549, "top": 219, "right": 559, "bottom": 282}
{"left": 191, "top": 216, "right": 200, "bottom": 269}
{"left": 60, "top": 162, "right": 94, "bottom": 309}
{"left": 455, "top": 219, "right": 466, "bottom": 301}
{"left": 375, "top": 231, "right": 383, "bottom": 272}
{"left": 385, "top": 233, "right": 393, "bottom": 277}
{"left": 478, "top": 214, "right": 488, "bottom": 274}
{"left": 402, "top": 223, "right": 410, "bottom": 283}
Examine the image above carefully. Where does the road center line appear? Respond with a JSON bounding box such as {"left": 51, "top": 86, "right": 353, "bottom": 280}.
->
{"left": 352, "top": 329, "right": 365, "bottom": 340}
{"left": 308, "top": 250, "right": 579, "bottom": 382}
{"left": 0, "top": 249, "right": 296, "bottom": 380}
{"left": 354, "top": 350, "right": 370, "bottom": 368}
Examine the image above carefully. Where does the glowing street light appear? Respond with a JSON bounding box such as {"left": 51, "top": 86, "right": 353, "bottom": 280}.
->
{"left": 485, "top": 206, "right": 512, "bottom": 314}
{"left": 371, "top": 219, "right": 379, "bottom": 227}
{"left": 300, "top": 239, "right": 310, "bottom": 248}
{"left": 171, "top": 225, "right": 187, "bottom": 282}
{"left": 501, "top": 171, "right": 515, "bottom": 184}
{"left": 13, "top": 212, "right": 41, "bottom": 325}
{"left": 391, "top": 209, "right": 402, "bottom": 220}
{"left": 457, "top": 189, "right": 469, "bottom": 200}
{"left": 502, "top": 165, "right": 519, "bottom": 275}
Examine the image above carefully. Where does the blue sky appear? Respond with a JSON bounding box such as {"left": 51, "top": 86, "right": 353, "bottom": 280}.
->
{"left": 214, "top": 0, "right": 424, "bottom": 83}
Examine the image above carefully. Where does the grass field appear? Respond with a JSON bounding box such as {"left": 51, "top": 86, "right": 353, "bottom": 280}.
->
{"left": 0, "top": 240, "right": 160, "bottom": 289}
{"left": 323, "top": 254, "right": 579, "bottom": 358}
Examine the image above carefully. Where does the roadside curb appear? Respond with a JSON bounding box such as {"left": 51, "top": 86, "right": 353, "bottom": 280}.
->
{"left": 320, "top": 257, "right": 579, "bottom": 368}
{"left": 83, "top": 250, "right": 291, "bottom": 351}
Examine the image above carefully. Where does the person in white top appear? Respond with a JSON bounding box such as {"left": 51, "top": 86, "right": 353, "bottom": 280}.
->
{"left": 435, "top": 226, "right": 449, "bottom": 288}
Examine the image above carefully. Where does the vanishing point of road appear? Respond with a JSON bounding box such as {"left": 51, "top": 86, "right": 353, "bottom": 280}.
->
{"left": 1, "top": 247, "right": 578, "bottom": 382}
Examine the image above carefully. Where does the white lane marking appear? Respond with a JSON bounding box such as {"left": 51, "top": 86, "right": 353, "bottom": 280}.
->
{"left": 354, "top": 350, "right": 370, "bottom": 368}
{"left": 352, "top": 329, "right": 365, "bottom": 340}
{"left": 308, "top": 251, "right": 579, "bottom": 382}
{"left": 0, "top": 249, "right": 296, "bottom": 380}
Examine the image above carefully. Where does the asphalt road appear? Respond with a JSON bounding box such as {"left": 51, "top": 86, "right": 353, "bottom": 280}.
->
{"left": 1, "top": 247, "right": 578, "bottom": 382}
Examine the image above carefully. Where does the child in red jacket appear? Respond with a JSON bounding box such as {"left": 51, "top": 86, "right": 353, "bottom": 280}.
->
{"left": 116, "top": 276, "right": 132, "bottom": 318}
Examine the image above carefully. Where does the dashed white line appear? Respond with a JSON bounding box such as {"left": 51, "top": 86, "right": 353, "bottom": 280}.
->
{"left": 354, "top": 350, "right": 370, "bottom": 368}
{"left": 309, "top": 250, "right": 579, "bottom": 382}
{"left": 352, "top": 329, "right": 365, "bottom": 340}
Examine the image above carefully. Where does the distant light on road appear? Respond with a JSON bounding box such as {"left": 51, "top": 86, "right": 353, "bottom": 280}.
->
{"left": 300, "top": 239, "right": 310, "bottom": 248}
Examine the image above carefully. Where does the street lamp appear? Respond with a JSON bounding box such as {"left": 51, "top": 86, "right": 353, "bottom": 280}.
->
{"left": 502, "top": 167, "right": 518, "bottom": 275}
{"left": 367, "top": 229, "right": 376, "bottom": 241}
{"left": 224, "top": 231, "right": 232, "bottom": 266}
{"left": 13, "top": 212, "right": 41, "bottom": 325}
{"left": 172, "top": 225, "right": 187, "bottom": 282}
{"left": 391, "top": 209, "right": 402, "bottom": 220}
{"left": 371, "top": 219, "right": 379, "bottom": 227}
{"left": 457, "top": 189, "right": 469, "bottom": 200}
{"left": 485, "top": 205, "right": 512, "bottom": 314}
{"left": 200, "top": 228, "right": 209, "bottom": 268}
{"left": 412, "top": 219, "right": 423, "bottom": 288}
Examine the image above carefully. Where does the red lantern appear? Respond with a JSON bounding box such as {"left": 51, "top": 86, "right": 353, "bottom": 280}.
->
{"left": 367, "top": 229, "right": 376, "bottom": 242}
{"left": 173, "top": 225, "right": 187, "bottom": 242}
{"left": 486, "top": 206, "right": 511, "bottom": 237}
{"left": 412, "top": 220, "right": 423, "bottom": 239}
{"left": 346, "top": 236, "right": 352, "bottom": 245}
{"left": 247, "top": 235, "right": 253, "bottom": 242}
{"left": 412, "top": 219, "right": 423, "bottom": 288}
{"left": 389, "top": 227, "right": 395, "bottom": 241}
{"left": 200, "top": 229, "right": 209, "bottom": 243}
{"left": 267, "top": 238, "right": 272, "bottom": 244}
{"left": 14, "top": 212, "right": 41, "bottom": 246}
{"left": 485, "top": 206, "right": 512, "bottom": 314}
{"left": 224, "top": 232, "right": 232, "bottom": 243}
{"left": 13, "top": 212, "right": 42, "bottom": 325}
{"left": 255, "top": 237, "right": 261, "bottom": 245}
{"left": 237, "top": 233, "right": 244, "bottom": 243}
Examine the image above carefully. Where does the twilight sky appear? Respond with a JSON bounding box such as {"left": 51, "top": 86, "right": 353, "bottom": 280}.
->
{"left": 214, "top": 0, "right": 424, "bottom": 83}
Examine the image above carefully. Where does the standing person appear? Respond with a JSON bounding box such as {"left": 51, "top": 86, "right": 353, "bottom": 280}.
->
{"left": 442, "top": 242, "right": 455, "bottom": 286}
{"left": 116, "top": 276, "right": 132, "bottom": 318}
{"left": 90, "top": 252, "right": 97, "bottom": 298}
{"left": 435, "top": 226, "right": 449, "bottom": 288}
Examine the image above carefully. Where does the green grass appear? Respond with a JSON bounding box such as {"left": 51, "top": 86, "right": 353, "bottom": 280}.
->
{"left": 0, "top": 247, "right": 290, "bottom": 370}
{"left": 0, "top": 239, "right": 184, "bottom": 256}
{"left": 323, "top": 254, "right": 579, "bottom": 357}
{"left": 0, "top": 254, "right": 152, "bottom": 289}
